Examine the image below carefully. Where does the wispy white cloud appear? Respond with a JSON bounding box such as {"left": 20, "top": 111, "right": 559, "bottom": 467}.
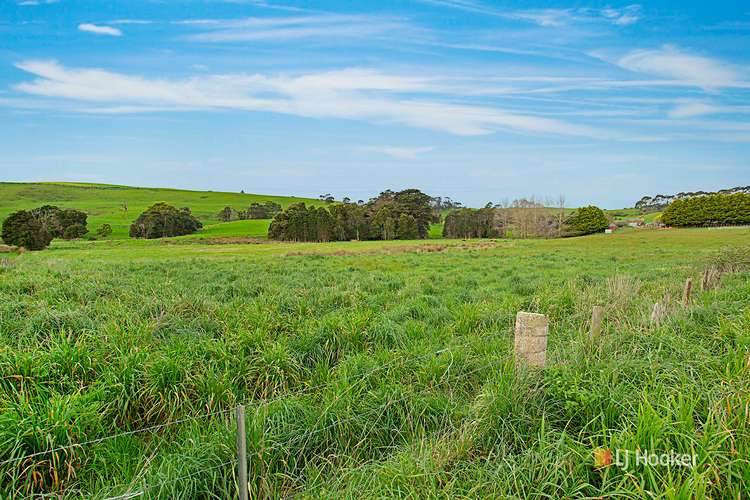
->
{"left": 669, "top": 101, "right": 722, "bottom": 118}
{"left": 181, "top": 14, "right": 412, "bottom": 42}
{"left": 357, "top": 146, "right": 434, "bottom": 160}
{"left": 11, "top": 60, "right": 597, "bottom": 138}
{"left": 416, "top": 0, "right": 641, "bottom": 26}
{"left": 669, "top": 100, "right": 750, "bottom": 118}
{"left": 78, "top": 23, "right": 122, "bottom": 36}
{"left": 18, "top": 0, "right": 59, "bottom": 5}
{"left": 614, "top": 45, "right": 742, "bottom": 89}
{"left": 599, "top": 5, "right": 641, "bottom": 25}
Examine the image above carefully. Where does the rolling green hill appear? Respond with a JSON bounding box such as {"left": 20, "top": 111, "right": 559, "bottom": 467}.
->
{"left": 607, "top": 207, "right": 663, "bottom": 223}
{"left": 0, "top": 182, "right": 321, "bottom": 239}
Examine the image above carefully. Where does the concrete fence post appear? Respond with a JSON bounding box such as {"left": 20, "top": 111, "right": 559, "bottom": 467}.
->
{"left": 650, "top": 302, "right": 665, "bottom": 326}
{"left": 236, "top": 405, "right": 248, "bottom": 500}
{"left": 589, "top": 306, "right": 603, "bottom": 340}
{"left": 514, "top": 311, "right": 548, "bottom": 368}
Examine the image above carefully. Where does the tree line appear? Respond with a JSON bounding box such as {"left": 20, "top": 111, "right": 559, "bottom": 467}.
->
{"left": 217, "top": 201, "right": 282, "bottom": 222}
{"left": 269, "top": 189, "right": 433, "bottom": 242}
{"left": 9, "top": 186, "right": 746, "bottom": 251}
{"left": 661, "top": 193, "right": 750, "bottom": 227}
{"left": 442, "top": 200, "right": 609, "bottom": 239}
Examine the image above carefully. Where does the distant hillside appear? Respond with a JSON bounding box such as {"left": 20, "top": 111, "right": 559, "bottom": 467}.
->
{"left": 635, "top": 185, "right": 750, "bottom": 211}
{"left": 0, "top": 182, "right": 321, "bottom": 238}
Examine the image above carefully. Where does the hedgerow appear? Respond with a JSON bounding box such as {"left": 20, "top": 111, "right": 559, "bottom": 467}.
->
{"left": 661, "top": 193, "right": 750, "bottom": 227}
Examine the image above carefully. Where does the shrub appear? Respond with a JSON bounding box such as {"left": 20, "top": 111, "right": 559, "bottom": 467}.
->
{"left": 217, "top": 207, "right": 237, "bottom": 222}
{"left": 60, "top": 209, "right": 87, "bottom": 231}
{"left": 129, "top": 203, "right": 203, "bottom": 239}
{"left": 28, "top": 206, "right": 87, "bottom": 238}
{"left": 565, "top": 206, "right": 608, "bottom": 235}
{"left": 661, "top": 193, "right": 750, "bottom": 227}
{"left": 1, "top": 210, "right": 53, "bottom": 250}
{"left": 96, "top": 224, "right": 113, "bottom": 238}
{"left": 62, "top": 223, "right": 88, "bottom": 240}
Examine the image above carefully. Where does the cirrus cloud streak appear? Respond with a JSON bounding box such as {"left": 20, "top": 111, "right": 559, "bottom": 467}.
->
{"left": 12, "top": 60, "right": 597, "bottom": 138}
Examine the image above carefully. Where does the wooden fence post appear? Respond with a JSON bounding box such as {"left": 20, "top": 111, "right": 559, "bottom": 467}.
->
{"left": 682, "top": 278, "right": 693, "bottom": 307}
{"left": 590, "top": 306, "right": 603, "bottom": 340}
{"left": 514, "top": 312, "right": 548, "bottom": 368}
{"left": 236, "top": 405, "right": 248, "bottom": 500}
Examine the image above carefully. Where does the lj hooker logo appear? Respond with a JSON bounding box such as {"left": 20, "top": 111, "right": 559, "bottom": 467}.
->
{"left": 593, "top": 448, "right": 613, "bottom": 468}
{"left": 593, "top": 448, "right": 695, "bottom": 471}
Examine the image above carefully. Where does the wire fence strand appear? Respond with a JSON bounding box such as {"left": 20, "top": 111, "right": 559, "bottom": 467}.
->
{"left": 1, "top": 328, "right": 512, "bottom": 468}
{"left": 263, "top": 353, "right": 510, "bottom": 454}
{"left": 103, "top": 459, "right": 237, "bottom": 500}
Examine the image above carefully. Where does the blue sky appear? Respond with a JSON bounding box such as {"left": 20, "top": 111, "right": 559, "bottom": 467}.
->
{"left": 0, "top": 0, "right": 748, "bottom": 208}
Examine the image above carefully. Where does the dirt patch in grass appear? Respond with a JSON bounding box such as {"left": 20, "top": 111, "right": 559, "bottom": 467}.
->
{"left": 164, "top": 237, "right": 270, "bottom": 245}
{"left": 284, "top": 240, "right": 510, "bottom": 257}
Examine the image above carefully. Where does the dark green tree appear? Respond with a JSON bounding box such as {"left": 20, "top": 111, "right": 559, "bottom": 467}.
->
{"left": 396, "top": 213, "right": 419, "bottom": 239}
{"left": 1, "top": 210, "right": 53, "bottom": 250}
{"left": 565, "top": 206, "right": 608, "bottom": 235}
{"left": 442, "top": 207, "right": 502, "bottom": 238}
{"left": 96, "top": 224, "right": 113, "bottom": 238}
{"left": 60, "top": 209, "right": 87, "bottom": 230}
{"left": 62, "top": 223, "right": 88, "bottom": 240}
{"left": 366, "top": 188, "right": 432, "bottom": 239}
{"left": 246, "top": 201, "right": 282, "bottom": 219}
{"left": 217, "top": 206, "right": 236, "bottom": 222}
{"left": 371, "top": 206, "right": 396, "bottom": 240}
{"left": 28, "top": 205, "right": 87, "bottom": 237}
{"left": 329, "top": 203, "right": 368, "bottom": 241}
{"left": 129, "top": 203, "right": 203, "bottom": 239}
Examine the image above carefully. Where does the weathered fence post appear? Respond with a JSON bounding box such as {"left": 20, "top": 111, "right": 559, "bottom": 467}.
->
{"left": 700, "top": 269, "right": 710, "bottom": 291}
{"left": 514, "top": 312, "right": 548, "bottom": 368}
{"left": 682, "top": 278, "right": 693, "bottom": 306}
{"left": 589, "top": 306, "right": 603, "bottom": 340}
{"left": 236, "top": 405, "right": 248, "bottom": 500}
{"left": 650, "top": 302, "right": 665, "bottom": 326}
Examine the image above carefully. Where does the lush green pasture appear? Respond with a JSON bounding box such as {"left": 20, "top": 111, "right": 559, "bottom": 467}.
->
{"left": 186, "top": 219, "right": 272, "bottom": 240}
{"left": 1, "top": 228, "right": 749, "bottom": 498}
{"left": 0, "top": 182, "right": 319, "bottom": 239}
{"left": 608, "top": 207, "right": 663, "bottom": 223}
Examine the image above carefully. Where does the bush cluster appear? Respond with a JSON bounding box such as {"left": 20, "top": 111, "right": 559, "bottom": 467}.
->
{"left": 443, "top": 208, "right": 501, "bottom": 238}
{"left": 269, "top": 189, "right": 432, "bottom": 242}
{"left": 1, "top": 211, "right": 53, "bottom": 250}
{"left": 62, "top": 223, "right": 88, "bottom": 240}
{"left": 129, "top": 203, "right": 203, "bottom": 239}
{"left": 661, "top": 193, "right": 750, "bottom": 227}
{"left": 217, "top": 201, "right": 282, "bottom": 222}
{"left": 1, "top": 205, "right": 88, "bottom": 250}
{"left": 442, "top": 203, "right": 607, "bottom": 239}
{"left": 96, "top": 224, "right": 113, "bottom": 238}
{"left": 564, "top": 206, "right": 609, "bottom": 235}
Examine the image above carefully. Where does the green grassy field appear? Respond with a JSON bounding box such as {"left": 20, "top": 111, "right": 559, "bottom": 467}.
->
{"left": 0, "top": 182, "right": 320, "bottom": 239}
{"left": 608, "top": 207, "right": 663, "bottom": 223}
{"left": 1, "top": 226, "right": 749, "bottom": 498}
